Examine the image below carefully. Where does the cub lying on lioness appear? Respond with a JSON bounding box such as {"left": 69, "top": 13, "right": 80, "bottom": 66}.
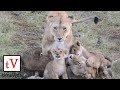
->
{"left": 43, "top": 47, "right": 68, "bottom": 79}
{"left": 69, "top": 41, "right": 112, "bottom": 78}
{"left": 66, "top": 54, "right": 97, "bottom": 79}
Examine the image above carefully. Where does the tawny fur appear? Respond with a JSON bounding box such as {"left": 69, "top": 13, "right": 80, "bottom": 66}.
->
{"left": 66, "top": 54, "right": 97, "bottom": 79}
{"left": 42, "top": 11, "right": 76, "bottom": 55}
{"left": 69, "top": 41, "right": 113, "bottom": 79}
{"left": 43, "top": 47, "right": 68, "bottom": 79}
{"left": 42, "top": 11, "right": 98, "bottom": 56}
{"left": 22, "top": 47, "right": 53, "bottom": 77}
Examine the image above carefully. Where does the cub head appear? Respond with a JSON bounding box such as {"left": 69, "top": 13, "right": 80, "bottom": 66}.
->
{"left": 69, "top": 41, "right": 82, "bottom": 56}
{"left": 65, "top": 54, "right": 86, "bottom": 76}
{"left": 66, "top": 54, "right": 85, "bottom": 66}
{"left": 51, "top": 47, "right": 67, "bottom": 60}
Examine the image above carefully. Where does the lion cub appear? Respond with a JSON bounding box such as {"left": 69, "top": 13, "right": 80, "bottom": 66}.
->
{"left": 22, "top": 47, "right": 53, "bottom": 78}
{"left": 69, "top": 41, "right": 112, "bottom": 78}
{"left": 66, "top": 54, "right": 97, "bottom": 79}
{"left": 43, "top": 47, "right": 68, "bottom": 79}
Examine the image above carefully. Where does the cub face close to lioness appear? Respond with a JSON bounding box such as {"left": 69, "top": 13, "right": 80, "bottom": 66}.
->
{"left": 69, "top": 41, "right": 112, "bottom": 69}
{"left": 66, "top": 54, "right": 97, "bottom": 79}
{"left": 69, "top": 41, "right": 112, "bottom": 78}
{"left": 43, "top": 46, "right": 68, "bottom": 79}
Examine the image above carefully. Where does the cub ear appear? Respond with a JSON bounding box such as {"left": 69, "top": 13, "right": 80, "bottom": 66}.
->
{"left": 76, "top": 41, "right": 81, "bottom": 46}
{"left": 47, "top": 51, "right": 54, "bottom": 60}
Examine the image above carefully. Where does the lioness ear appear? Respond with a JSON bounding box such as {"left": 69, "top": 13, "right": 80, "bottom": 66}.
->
{"left": 68, "top": 15, "right": 77, "bottom": 24}
{"left": 47, "top": 15, "right": 54, "bottom": 23}
{"left": 76, "top": 41, "right": 80, "bottom": 46}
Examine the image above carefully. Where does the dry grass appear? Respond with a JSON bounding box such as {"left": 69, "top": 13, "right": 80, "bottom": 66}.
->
{"left": 0, "top": 11, "right": 119, "bottom": 79}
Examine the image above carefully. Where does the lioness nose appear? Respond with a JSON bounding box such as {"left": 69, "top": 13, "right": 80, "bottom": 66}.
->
{"left": 58, "top": 38, "right": 62, "bottom": 41}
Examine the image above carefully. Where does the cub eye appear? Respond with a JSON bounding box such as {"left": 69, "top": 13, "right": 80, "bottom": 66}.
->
{"left": 65, "top": 52, "right": 67, "bottom": 54}
{"left": 74, "top": 49, "right": 76, "bottom": 52}
{"left": 49, "top": 15, "right": 53, "bottom": 18}
{"left": 60, "top": 51, "right": 62, "bottom": 53}
{"left": 63, "top": 27, "right": 67, "bottom": 31}
{"left": 53, "top": 26, "right": 57, "bottom": 30}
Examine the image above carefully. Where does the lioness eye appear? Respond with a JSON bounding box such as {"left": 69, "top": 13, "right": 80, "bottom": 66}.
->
{"left": 53, "top": 26, "right": 57, "bottom": 30}
{"left": 63, "top": 27, "right": 67, "bottom": 31}
{"left": 49, "top": 15, "right": 53, "bottom": 18}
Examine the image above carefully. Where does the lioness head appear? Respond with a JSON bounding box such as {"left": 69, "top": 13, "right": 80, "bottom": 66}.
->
{"left": 47, "top": 11, "right": 99, "bottom": 43}
{"left": 49, "top": 17, "right": 73, "bottom": 42}
{"left": 47, "top": 11, "right": 77, "bottom": 42}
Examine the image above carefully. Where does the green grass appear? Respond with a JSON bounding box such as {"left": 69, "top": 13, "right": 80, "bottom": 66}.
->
{"left": 0, "top": 11, "right": 119, "bottom": 79}
{"left": 112, "top": 60, "right": 120, "bottom": 79}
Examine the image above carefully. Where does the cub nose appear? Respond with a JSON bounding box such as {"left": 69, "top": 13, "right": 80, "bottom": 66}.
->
{"left": 57, "top": 54, "right": 59, "bottom": 56}
{"left": 58, "top": 38, "right": 62, "bottom": 41}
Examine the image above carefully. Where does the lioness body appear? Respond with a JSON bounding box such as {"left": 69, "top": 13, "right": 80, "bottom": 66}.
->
{"left": 42, "top": 11, "right": 75, "bottom": 55}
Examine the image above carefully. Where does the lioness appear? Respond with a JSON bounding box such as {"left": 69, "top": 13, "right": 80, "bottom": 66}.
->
{"left": 42, "top": 11, "right": 99, "bottom": 55}
{"left": 42, "top": 13, "right": 74, "bottom": 55}
{"left": 43, "top": 47, "right": 68, "bottom": 79}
